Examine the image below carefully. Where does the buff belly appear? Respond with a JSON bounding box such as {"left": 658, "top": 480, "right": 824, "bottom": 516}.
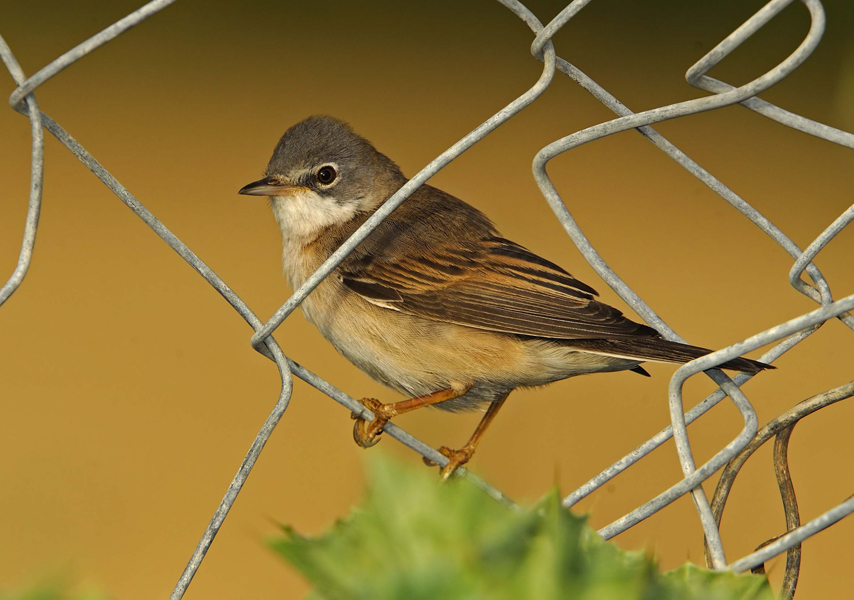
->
{"left": 300, "top": 277, "right": 639, "bottom": 412}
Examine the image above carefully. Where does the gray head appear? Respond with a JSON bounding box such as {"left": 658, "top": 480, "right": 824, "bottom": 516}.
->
{"left": 239, "top": 116, "right": 405, "bottom": 243}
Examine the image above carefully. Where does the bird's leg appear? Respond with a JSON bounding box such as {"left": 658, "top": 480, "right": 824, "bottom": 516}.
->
{"left": 425, "top": 392, "right": 511, "bottom": 480}
{"left": 351, "top": 385, "right": 472, "bottom": 449}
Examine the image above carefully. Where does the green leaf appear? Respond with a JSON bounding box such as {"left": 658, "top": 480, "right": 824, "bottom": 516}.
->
{"left": 662, "top": 564, "right": 774, "bottom": 600}
{"left": 270, "top": 454, "right": 774, "bottom": 600}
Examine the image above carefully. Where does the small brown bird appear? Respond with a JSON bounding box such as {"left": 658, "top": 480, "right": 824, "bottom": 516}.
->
{"left": 239, "top": 116, "right": 771, "bottom": 479}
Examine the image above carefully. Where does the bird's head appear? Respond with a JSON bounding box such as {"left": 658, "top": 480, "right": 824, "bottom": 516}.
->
{"left": 239, "top": 115, "right": 405, "bottom": 244}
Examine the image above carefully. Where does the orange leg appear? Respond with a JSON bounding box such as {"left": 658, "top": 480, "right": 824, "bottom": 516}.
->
{"left": 351, "top": 385, "right": 471, "bottom": 448}
{"left": 425, "top": 391, "right": 511, "bottom": 480}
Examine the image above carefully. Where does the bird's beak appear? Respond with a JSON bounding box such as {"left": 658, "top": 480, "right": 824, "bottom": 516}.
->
{"left": 238, "top": 176, "right": 298, "bottom": 197}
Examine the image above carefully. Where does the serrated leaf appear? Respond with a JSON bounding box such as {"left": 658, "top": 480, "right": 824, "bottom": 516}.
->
{"left": 662, "top": 563, "right": 774, "bottom": 600}
{"left": 270, "top": 454, "right": 774, "bottom": 600}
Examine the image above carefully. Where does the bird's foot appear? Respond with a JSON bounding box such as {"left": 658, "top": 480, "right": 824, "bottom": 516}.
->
{"left": 351, "top": 397, "right": 391, "bottom": 448}
{"left": 423, "top": 445, "right": 474, "bottom": 480}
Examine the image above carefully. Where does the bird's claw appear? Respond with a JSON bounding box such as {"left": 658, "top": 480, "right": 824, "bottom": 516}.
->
{"left": 351, "top": 398, "right": 389, "bottom": 448}
{"left": 423, "top": 446, "right": 473, "bottom": 480}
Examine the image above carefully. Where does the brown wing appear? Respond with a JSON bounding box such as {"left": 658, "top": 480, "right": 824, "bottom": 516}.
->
{"left": 341, "top": 235, "right": 659, "bottom": 340}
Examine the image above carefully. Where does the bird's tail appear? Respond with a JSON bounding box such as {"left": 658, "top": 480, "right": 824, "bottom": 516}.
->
{"left": 564, "top": 337, "right": 773, "bottom": 374}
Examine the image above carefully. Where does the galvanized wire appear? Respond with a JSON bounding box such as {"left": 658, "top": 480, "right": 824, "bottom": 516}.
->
{"left": 706, "top": 381, "right": 854, "bottom": 594}
{"left": 2, "top": 0, "right": 852, "bottom": 597}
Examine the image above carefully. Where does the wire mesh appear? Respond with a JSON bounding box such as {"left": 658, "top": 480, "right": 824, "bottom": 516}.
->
{"left": 1, "top": 0, "right": 852, "bottom": 598}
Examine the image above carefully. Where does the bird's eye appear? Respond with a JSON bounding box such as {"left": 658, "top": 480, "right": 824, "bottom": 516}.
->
{"left": 316, "top": 165, "right": 337, "bottom": 185}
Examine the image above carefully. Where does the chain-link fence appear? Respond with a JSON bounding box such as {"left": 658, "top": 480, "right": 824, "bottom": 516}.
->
{"left": 2, "top": 0, "right": 852, "bottom": 598}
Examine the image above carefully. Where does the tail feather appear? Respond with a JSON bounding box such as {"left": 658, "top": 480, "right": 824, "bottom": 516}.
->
{"left": 565, "top": 337, "right": 774, "bottom": 374}
{"left": 629, "top": 365, "right": 652, "bottom": 377}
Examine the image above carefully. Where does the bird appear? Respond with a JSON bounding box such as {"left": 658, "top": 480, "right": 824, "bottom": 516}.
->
{"left": 238, "top": 115, "right": 772, "bottom": 479}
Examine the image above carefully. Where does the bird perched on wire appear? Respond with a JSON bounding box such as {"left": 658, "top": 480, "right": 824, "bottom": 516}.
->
{"left": 239, "top": 115, "right": 772, "bottom": 479}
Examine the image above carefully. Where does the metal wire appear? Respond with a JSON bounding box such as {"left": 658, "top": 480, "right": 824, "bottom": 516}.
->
{"left": 2, "top": 0, "right": 852, "bottom": 597}
{"left": 710, "top": 383, "right": 854, "bottom": 532}
{"left": 705, "top": 382, "right": 854, "bottom": 582}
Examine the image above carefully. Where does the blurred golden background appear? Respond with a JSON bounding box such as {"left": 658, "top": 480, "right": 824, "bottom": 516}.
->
{"left": 1, "top": 0, "right": 852, "bottom": 598}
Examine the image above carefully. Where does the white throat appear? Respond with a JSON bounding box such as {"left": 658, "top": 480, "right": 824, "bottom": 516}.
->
{"left": 271, "top": 189, "right": 357, "bottom": 288}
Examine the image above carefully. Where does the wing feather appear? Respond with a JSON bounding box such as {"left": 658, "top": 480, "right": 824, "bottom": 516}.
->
{"left": 341, "top": 235, "right": 658, "bottom": 340}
